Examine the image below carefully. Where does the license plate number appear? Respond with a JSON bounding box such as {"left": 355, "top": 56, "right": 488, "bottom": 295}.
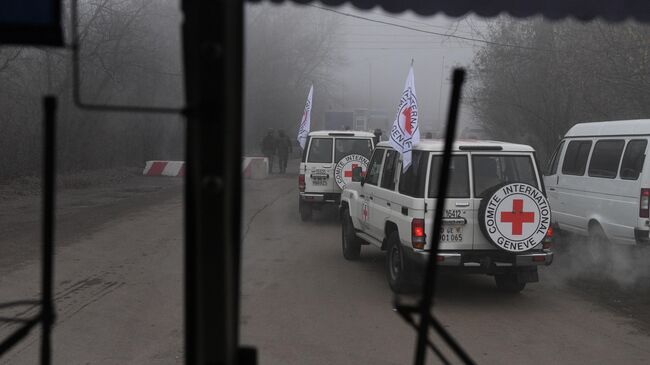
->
{"left": 440, "top": 226, "right": 463, "bottom": 242}
{"left": 312, "top": 178, "right": 327, "bottom": 186}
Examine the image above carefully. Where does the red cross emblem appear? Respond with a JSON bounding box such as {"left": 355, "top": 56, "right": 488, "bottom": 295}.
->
{"left": 402, "top": 107, "right": 412, "bottom": 135}
{"left": 344, "top": 164, "right": 359, "bottom": 178}
{"left": 500, "top": 199, "right": 535, "bottom": 235}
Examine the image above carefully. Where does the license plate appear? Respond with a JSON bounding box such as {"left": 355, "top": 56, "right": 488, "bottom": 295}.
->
{"left": 440, "top": 226, "right": 463, "bottom": 242}
{"left": 312, "top": 178, "right": 327, "bottom": 186}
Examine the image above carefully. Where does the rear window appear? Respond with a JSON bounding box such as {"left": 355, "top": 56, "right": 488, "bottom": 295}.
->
{"left": 334, "top": 138, "right": 373, "bottom": 162}
{"left": 473, "top": 155, "right": 538, "bottom": 198}
{"left": 588, "top": 140, "right": 625, "bottom": 178}
{"left": 429, "top": 155, "right": 470, "bottom": 198}
{"left": 399, "top": 150, "right": 428, "bottom": 198}
{"left": 307, "top": 138, "right": 333, "bottom": 163}
{"left": 620, "top": 139, "right": 648, "bottom": 180}
{"left": 562, "top": 140, "right": 592, "bottom": 176}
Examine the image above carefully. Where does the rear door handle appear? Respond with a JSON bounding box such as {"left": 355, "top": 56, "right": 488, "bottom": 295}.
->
{"left": 455, "top": 202, "right": 470, "bottom": 207}
{"left": 549, "top": 188, "right": 556, "bottom": 191}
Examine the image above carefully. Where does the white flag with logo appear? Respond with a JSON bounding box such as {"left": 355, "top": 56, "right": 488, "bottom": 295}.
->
{"left": 389, "top": 66, "right": 419, "bottom": 171}
{"left": 297, "top": 85, "right": 313, "bottom": 149}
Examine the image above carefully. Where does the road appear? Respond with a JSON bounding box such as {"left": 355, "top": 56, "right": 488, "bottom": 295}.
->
{"left": 1, "top": 166, "right": 650, "bottom": 364}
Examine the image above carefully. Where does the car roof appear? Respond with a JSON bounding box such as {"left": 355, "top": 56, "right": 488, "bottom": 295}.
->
{"left": 308, "top": 130, "right": 376, "bottom": 138}
{"left": 565, "top": 120, "right": 650, "bottom": 137}
{"left": 375, "top": 139, "right": 535, "bottom": 152}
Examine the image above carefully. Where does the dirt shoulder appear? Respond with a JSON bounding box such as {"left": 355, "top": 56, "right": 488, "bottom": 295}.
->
{"left": 0, "top": 167, "right": 182, "bottom": 275}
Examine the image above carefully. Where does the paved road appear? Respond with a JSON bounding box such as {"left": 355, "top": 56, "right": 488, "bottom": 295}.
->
{"left": 241, "top": 171, "right": 650, "bottom": 364}
{"left": 0, "top": 174, "right": 184, "bottom": 364}
{"left": 1, "top": 167, "right": 650, "bottom": 364}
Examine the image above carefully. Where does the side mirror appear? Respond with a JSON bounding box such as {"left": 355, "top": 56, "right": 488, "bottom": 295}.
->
{"left": 352, "top": 166, "right": 364, "bottom": 183}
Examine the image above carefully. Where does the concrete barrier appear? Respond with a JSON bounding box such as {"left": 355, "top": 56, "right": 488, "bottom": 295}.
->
{"left": 242, "top": 157, "right": 268, "bottom": 179}
{"left": 143, "top": 161, "right": 185, "bottom": 177}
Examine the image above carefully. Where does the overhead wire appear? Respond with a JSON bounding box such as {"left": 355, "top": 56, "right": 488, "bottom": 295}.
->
{"left": 305, "top": 4, "right": 552, "bottom": 52}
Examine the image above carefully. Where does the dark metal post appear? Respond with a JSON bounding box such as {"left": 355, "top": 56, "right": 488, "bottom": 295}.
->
{"left": 182, "top": 0, "right": 243, "bottom": 363}
{"left": 41, "top": 96, "right": 57, "bottom": 365}
{"left": 414, "top": 69, "right": 466, "bottom": 365}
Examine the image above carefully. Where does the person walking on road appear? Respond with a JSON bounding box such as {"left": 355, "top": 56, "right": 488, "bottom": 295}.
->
{"left": 276, "top": 129, "right": 293, "bottom": 174}
{"left": 261, "top": 129, "right": 277, "bottom": 174}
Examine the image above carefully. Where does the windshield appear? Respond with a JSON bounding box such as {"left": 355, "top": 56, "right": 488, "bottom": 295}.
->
{"left": 5, "top": 2, "right": 650, "bottom": 365}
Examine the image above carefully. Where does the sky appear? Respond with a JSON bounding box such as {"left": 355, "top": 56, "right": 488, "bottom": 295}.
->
{"left": 314, "top": 4, "right": 491, "bottom": 133}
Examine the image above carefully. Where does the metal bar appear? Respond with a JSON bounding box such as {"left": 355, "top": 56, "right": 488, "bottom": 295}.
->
{"left": 394, "top": 305, "right": 451, "bottom": 365}
{"left": 0, "top": 316, "right": 41, "bottom": 356}
{"left": 414, "top": 69, "right": 474, "bottom": 365}
{"left": 41, "top": 96, "right": 57, "bottom": 365}
{"left": 0, "top": 300, "right": 40, "bottom": 310}
{"left": 70, "top": 0, "right": 183, "bottom": 115}
{"left": 182, "top": 0, "right": 244, "bottom": 363}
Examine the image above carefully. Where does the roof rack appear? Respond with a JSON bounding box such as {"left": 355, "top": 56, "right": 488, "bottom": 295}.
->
{"left": 458, "top": 145, "right": 503, "bottom": 151}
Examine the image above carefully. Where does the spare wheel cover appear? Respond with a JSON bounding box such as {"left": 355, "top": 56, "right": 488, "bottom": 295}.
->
{"left": 478, "top": 183, "right": 551, "bottom": 253}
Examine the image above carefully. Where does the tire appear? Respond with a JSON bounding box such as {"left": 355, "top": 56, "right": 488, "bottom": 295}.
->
{"left": 386, "top": 231, "right": 413, "bottom": 294}
{"left": 299, "top": 199, "right": 312, "bottom": 221}
{"left": 495, "top": 272, "right": 526, "bottom": 293}
{"left": 341, "top": 209, "right": 361, "bottom": 260}
{"left": 477, "top": 183, "right": 509, "bottom": 246}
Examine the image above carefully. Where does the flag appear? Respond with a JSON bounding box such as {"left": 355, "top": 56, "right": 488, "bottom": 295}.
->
{"left": 389, "top": 65, "right": 419, "bottom": 171}
{"left": 297, "top": 85, "right": 313, "bottom": 149}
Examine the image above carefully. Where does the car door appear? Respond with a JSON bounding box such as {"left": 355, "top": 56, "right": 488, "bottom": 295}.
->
{"left": 372, "top": 149, "right": 400, "bottom": 239}
{"left": 304, "top": 137, "right": 335, "bottom": 194}
{"left": 427, "top": 153, "right": 474, "bottom": 251}
{"left": 543, "top": 140, "right": 565, "bottom": 224}
{"left": 557, "top": 139, "right": 593, "bottom": 233}
{"left": 471, "top": 153, "right": 540, "bottom": 250}
{"left": 359, "top": 148, "right": 386, "bottom": 240}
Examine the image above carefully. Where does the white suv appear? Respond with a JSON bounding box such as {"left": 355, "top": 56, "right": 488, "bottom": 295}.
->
{"left": 299, "top": 131, "right": 375, "bottom": 221}
{"left": 340, "top": 140, "right": 554, "bottom": 293}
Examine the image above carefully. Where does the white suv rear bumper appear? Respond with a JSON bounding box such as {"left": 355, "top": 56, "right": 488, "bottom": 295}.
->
{"left": 408, "top": 249, "right": 554, "bottom": 267}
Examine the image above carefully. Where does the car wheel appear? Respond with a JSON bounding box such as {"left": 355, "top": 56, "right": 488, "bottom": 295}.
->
{"left": 386, "top": 231, "right": 413, "bottom": 294}
{"left": 299, "top": 200, "right": 312, "bottom": 221}
{"left": 341, "top": 209, "right": 361, "bottom": 260}
{"left": 495, "top": 272, "right": 526, "bottom": 293}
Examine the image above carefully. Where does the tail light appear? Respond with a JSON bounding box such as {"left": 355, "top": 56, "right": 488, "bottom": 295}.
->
{"left": 641, "top": 189, "right": 650, "bottom": 218}
{"left": 543, "top": 226, "right": 553, "bottom": 250}
{"left": 411, "top": 218, "right": 426, "bottom": 249}
{"left": 298, "top": 174, "right": 306, "bottom": 193}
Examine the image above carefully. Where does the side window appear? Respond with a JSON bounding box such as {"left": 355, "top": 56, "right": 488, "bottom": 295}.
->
{"left": 546, "top": 141, "right": 565, "bottom": 175}
{"left": 588, "top": 140, "right": 625, "bottom": 178}
{"left": 380, "top": 150, "right": 398, "bottom": 190}
{"left": 399, "top": 151, "right": 428, "bottom": 198}
{"left": 365, "top": 149, "right": 385, "bottom": 186}
{"left": 620, "top": 139, "right": 648, "bottom": 180}
{"left": 562, "top": 140, "right": 592, "bottom": 176}
{"left": 307, "top": 138, "right": 333, "bottom": 163}
{"left": 429, "top": 155, "right": 470, "bottom": 198}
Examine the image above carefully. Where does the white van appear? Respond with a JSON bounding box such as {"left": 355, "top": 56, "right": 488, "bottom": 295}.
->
{"left": 544, "top": 120, "right": 650, "bottom": 246}
{"left": 299, "top": 131, "right": 375, "bottom": 221}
